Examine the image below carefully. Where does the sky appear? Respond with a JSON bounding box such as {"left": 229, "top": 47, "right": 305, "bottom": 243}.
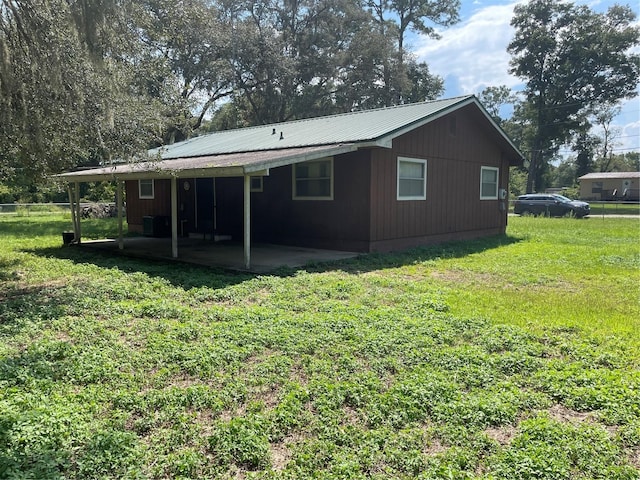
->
{"left": 411, "top": 0, "right": 640, "bottom": 159}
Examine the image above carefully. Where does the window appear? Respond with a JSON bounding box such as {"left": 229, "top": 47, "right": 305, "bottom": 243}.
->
{"left": 397, "top": 157, "right": 427, "bottom": 200}
{"left": 293, "top": 158, "right": 333, "bottom": 200}
{"left": 139, "top": 179, "right": 154, "bottom": 199}
{"left": 592, "top": 181, "right": 603, "bottom": 194}
{"left": 250, "top": 176, "right": 263, "bottom": 192}
{"left": 480, "top": 166, "right": 499, "bottom": 200}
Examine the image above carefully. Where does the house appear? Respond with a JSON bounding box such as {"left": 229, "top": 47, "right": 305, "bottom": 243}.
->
{"left": 578, "top": 172, "right": 640, "bottom": 201}
{"left": 57, "top": 95, "right": 524, "bottom": 270}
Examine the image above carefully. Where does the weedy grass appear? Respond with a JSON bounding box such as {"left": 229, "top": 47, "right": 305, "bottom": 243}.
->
{"left": 0, "top": 214, "right": 639, "bottom": 479}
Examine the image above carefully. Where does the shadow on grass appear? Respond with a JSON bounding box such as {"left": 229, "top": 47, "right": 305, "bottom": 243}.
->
{"left": 0, "top": 284, "right": 75, "bottom": 338}
{"left": 312, "top": 234, "right": 524, "bottom": 275}
{"left": 27, "top": 233, "right": 523, "bottom": 291}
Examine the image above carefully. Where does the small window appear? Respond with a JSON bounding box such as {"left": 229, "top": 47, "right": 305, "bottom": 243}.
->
{"left": 397, "top": 157, "right": 427, "bottom": 200}
{"left": 480, "top": 166, "right": 499, "bottom": 200}
{"left": 592, "top": 181, "right": 603, "bottom": 194}
{"left": 139, "top": 179, "right": 154, "bottom": 199}
{"left": 293, "top": 158, "right": 333, "bottom": 200}
{"left": 250, "top": 176, "right": 263, "bottom": 192}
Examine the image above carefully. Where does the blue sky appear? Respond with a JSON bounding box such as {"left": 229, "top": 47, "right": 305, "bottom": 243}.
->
{"left": 412, "top": 0, "right": 640, "bottom": 158}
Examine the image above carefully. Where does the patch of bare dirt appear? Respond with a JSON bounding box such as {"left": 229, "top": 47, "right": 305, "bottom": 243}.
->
{"left": 271, "top": 434, "right": 304, "bottom": 471}
{"left": 628, "top": 447, "right": 640, "bottom": 469}
{"left": 423, "top": 437, "right": 447, "bottom": 456}
{"left": 484, "top": 425, "right": 518, "bottom": 445}
{"left": 270, "top": 443, "right": 292, "bottom": 471}
{"left": 547, "top": 404, "right": 596, "bottom": 425}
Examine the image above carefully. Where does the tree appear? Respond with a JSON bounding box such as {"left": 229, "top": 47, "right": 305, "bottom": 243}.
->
{"left": 0, "top": 0, "right": 161, "bottom": 185}
{"left": 215, "top": 0, "right": 370, "bottom": 125}
{"left": 507, "top": 0, "right": 640, "bottom": 193}
{"left": 478, "top": 85, "right": 518, "bottom": 125}
{"left": 133, "top": 0, "right": 235, "bottom": 142}
{"left": 366, "top": 0, "right": 459, "bottom": 105}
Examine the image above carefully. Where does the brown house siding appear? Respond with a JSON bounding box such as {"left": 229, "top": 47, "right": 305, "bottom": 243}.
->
{"left": 368, "top": 106, "right": 508, "bottom": 252}
{"left": 122, "top": 107, "right": 512, "bottom": 252}
{"left": 125, "top": 179, "right": 172, "bottom": 233}
{"left": 251, "top": 150, "right": 372, "bottom": 251}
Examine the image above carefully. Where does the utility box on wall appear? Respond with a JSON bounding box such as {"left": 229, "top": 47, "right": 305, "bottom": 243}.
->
{"left": 143, "top": 216, "right": 171, "bottom": 237}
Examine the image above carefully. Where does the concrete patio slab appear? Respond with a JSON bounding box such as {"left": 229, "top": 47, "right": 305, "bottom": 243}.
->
{"left": 77, "top": 237, "right": 360, "bottom": 273}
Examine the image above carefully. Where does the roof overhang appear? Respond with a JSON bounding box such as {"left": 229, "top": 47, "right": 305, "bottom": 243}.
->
{"left": 578, "top": 172, "right": 640, "bottom": 181}
{"left": 55, "top": 144, "right": 358, "bottom": 182}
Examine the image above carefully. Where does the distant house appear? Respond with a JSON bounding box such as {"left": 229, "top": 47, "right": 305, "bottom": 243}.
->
{"left": 57, "top": 95, "right": 524, "bottom": 269}
{"left": 578, "top": 172, "right": 640, "bottom": 201}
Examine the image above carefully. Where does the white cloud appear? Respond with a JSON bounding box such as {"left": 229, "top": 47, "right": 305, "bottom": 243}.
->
{"left": 616, "top": 98, "right": 640, "bottom": 155}
{"left": 414, "top": 2, "right": 523, "bottom": 95}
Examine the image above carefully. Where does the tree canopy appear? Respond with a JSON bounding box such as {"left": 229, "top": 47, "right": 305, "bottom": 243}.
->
{"left": 507, "top": 0, "right": 639, "bottom": 193}
{"left": 1, "top": 0, "right": 458, "bottom": 198}
{"left": 2, "top": 0, "right": 638, "bottom": 202}
{"left": 0, "top": 0, "right": 164, "bottom": 187}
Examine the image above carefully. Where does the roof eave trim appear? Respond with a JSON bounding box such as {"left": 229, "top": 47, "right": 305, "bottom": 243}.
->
{"left": 240, "top": 143, "right": 359, "bottom": 173}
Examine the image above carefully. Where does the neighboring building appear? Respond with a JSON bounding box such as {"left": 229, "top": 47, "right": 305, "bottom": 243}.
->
{"left": 57, "top": 95, "right": 524, "bottom": 269}
{"left": 578, "top": 172, "right": 640, "bottom": 201}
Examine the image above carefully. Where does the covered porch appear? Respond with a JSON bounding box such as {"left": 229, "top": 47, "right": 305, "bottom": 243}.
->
{"left": 56, "top": 144, "right": 357, "bottom": 271}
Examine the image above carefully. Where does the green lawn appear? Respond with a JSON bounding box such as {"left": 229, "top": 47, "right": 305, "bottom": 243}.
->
{"left": 1, "top": 215, "right": 639, "bottom": 479}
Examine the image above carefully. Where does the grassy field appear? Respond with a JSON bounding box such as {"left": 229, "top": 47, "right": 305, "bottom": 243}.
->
{"left": 0, "top": 215, "right": 639, "bottom": 479}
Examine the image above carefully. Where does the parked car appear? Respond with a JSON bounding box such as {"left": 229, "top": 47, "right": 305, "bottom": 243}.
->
{"left": 513, "top": 194, "right": 590, "bottom": 218}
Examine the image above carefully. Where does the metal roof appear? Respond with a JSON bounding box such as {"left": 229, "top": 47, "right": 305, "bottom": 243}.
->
{"left": 151, "top": 95, "right": 476, "bottom": 159}
{"left": 578, "top": 172, "right": 640, "bottom": 180}
{"left": 57, "top": 144, "right": 356, "bottom": 182}
{"left": 57, "top": 95, "right": 524, "bottom": 181}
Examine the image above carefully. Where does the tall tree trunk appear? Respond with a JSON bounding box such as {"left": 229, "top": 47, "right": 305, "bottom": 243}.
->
{"left": 527, "top": 138, "right": 543, "bottom": 193}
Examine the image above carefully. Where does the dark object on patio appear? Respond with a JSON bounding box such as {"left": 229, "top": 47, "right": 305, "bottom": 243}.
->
{"left": 62, "top": 231, "right": 75, "bottom": 245}
{"left": 143, "top": 215, "right": 171, "bottom": 237}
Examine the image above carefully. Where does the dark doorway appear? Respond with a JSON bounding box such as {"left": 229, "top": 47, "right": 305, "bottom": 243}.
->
{"left": 196, "top": 178, "right": 216, "bottom": 236}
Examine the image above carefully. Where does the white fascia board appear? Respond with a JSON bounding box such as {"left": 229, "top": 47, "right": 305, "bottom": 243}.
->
{"left": 241, "top": 144, "right": 359, "bottom": 173}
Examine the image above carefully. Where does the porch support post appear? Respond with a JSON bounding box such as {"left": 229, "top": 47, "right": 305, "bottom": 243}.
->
{"left": 171, "top": 176, "right": 178, "bottom": 258}
{"left": 116, "top": 179, "right": 124, "bottom": 250}
{"left": 67, "top": 184, "right": 78, "bottom": 242}
{"left": 243, "top": 174, "right": 251, "bottom": 270}
{"left": 74, "top": 182, "right": 81, "bottom": 243}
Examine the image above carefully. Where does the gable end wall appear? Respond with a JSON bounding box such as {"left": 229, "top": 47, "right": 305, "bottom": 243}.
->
{"left": 368, "top": 105, "right": 510, "bottom": 251}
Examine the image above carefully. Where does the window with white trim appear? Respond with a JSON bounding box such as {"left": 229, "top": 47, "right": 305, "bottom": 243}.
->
{"left": 293, "top": 158, "right": 333, "bottom": 200}
{"left": 397, "top": 157, "right": 427, "bottom": 200}
{"left": 480, "top": 166, "right": 499, "bottom": 200}
{"left": 139, "top": 179, "right": 154, "bottom": 199}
